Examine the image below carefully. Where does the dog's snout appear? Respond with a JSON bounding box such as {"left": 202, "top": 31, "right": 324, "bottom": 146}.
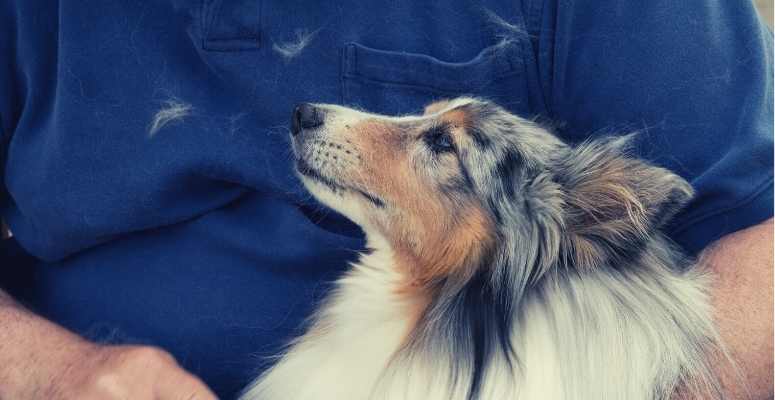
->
{"left": 292, "top": 103, "right": 324, "bottom": 136}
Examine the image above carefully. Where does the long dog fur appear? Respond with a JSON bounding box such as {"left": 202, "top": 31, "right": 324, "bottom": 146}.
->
{"left": 241, "top": 98, "right": 725, "bottom": 400}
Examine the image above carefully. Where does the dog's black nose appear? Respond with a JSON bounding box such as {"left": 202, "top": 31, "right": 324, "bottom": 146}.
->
{"left": 292, "top": 103, "right": 324, "bottom": 136}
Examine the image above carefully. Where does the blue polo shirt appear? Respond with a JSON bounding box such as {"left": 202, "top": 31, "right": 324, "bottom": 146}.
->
{"left": 1, "top": 0, "right": 772, "bottom": 397}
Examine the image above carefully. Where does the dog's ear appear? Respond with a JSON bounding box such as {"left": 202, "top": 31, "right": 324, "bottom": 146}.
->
{"left": 558, "top": 136, "right": 693, "bottom": 269}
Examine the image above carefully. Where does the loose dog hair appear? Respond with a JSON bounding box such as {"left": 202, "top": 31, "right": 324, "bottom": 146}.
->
{"left": 241, "top": 98, "right": 726, "bottom": 400}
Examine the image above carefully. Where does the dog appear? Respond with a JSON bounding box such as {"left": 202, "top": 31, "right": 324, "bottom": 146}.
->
{"left": 241, "top": 98, "right": 725, "bottom": 400}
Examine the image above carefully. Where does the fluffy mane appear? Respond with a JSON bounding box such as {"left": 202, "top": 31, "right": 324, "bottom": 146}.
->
{"left": 241, "top": 100, "right": 727, "bottom": 400}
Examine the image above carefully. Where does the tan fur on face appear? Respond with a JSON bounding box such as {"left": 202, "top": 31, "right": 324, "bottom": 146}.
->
{"left": 423, "top": 99, "right": 452, "bottom": 115}
{"left": 399, "top": 208, "right": 493, "bottom": 286}
{"left": 340, "top": 116, "right": 493, "bottom": 289}
{"left": 424, "top": 100, "right": 474, "bottom": 131}
{"left": 438, "top": 108, "right": 471, "bottom": 129}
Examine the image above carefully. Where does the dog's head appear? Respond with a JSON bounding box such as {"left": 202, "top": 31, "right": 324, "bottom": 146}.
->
{"left": 290, "top": 98, "right": 693, "bottom": 289}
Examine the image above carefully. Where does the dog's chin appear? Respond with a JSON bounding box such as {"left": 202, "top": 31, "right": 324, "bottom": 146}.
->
{"left": 295, "top": 164, "right": 370, "bottom": 228}
{"left": 295, "top": 158, "right": 345, "bottom": 191}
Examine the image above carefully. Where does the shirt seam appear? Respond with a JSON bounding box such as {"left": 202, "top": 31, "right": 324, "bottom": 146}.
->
{"left": 524, "top": 0, "right": 553, "bottom": 116}
{"left": 342, "top": 71, "right": 523, "bottom": 95}
{"left": 525, "top": 0, "right": 544, "bottom": 38}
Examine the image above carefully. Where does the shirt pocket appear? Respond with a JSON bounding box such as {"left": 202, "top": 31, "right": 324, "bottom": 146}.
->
{"left": 341, "top": 41, "right": 528, "bottom": 115}
{"left": 201, "top": 0, "right": 261, "bottom": 51}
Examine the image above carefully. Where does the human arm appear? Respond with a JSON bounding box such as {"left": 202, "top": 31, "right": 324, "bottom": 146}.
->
{"left": 0, "top": 283, "right": 219, "bottom": 400}
{"left": 700, "top": 218, "right": 773, "bottom": 399}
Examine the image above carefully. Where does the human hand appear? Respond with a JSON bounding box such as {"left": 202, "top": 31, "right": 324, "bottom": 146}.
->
{"left": 41, "top": 343, "right": 218, "bottom": 400}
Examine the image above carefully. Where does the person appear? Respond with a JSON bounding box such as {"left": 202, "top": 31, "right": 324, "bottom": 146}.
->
{"left": 0, "top": 0, "right": 772, "bottom": 399}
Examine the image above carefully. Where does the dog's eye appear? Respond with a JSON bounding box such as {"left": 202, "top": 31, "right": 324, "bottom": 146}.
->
{"left": 424, "top": 126, "right": 455, "bottom": 153}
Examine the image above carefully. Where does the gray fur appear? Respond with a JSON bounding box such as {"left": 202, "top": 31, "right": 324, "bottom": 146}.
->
{"left": 380, "top": 99, "right": 725, "bottom": 399}
{"left": 242, "top": 98, "right": 728, "bottom": 400}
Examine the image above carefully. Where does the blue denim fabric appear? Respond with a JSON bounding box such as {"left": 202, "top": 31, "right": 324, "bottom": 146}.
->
{"left": 0, "top": 0, "right": 772, "bottom": 397}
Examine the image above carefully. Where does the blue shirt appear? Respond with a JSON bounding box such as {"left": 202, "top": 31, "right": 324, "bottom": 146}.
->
{"left": 1, "top": 0, "right": 772, "bottom": 397}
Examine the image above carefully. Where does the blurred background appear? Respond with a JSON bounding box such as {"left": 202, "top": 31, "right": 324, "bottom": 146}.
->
{"left": 756, "top": 0, "right": 773, "bottom": 27}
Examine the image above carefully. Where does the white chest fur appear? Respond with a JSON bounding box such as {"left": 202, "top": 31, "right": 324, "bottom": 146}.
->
{"left": 241, "top": 242, "right": 718, "bottom": 400}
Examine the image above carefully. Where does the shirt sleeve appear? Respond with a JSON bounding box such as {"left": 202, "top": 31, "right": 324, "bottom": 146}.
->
{"left": 529, "top": 0, "right": 773, "bottom": 254}
{"left": 1, "top": 0, "right": 13, "bottom": 251}
{"left": 0, "top": 0, "right": 35, "bottom": 282}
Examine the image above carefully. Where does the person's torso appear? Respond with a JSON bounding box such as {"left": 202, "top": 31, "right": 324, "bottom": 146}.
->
{"left": 2, "top": 1, "right": 541, "bottom": 396}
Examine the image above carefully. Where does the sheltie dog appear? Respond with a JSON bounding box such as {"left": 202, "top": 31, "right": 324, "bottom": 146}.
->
{"left": 241, "top": 98, "right": 724, "bottom": 400}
